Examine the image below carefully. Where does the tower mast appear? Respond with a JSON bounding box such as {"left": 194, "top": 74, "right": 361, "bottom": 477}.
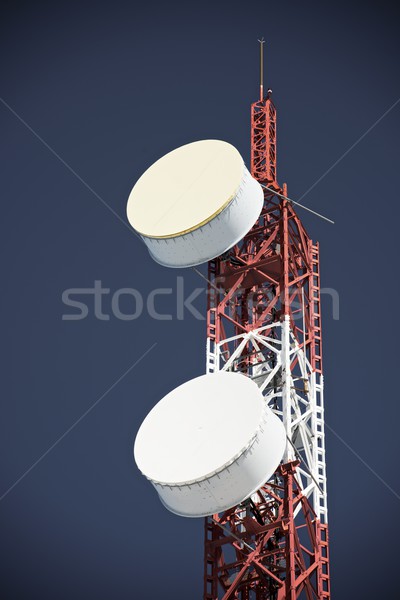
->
{"left": 203, "top": 43, "right": 331, "bottom": 599}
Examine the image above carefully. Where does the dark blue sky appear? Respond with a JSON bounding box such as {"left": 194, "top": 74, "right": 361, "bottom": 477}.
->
{"left": 1, "top": 1, "right": 399, "bottom": 598}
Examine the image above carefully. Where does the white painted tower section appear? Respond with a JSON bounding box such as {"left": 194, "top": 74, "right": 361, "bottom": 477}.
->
{"left": 206, "top": 321, "right": 328, "bottom": 523}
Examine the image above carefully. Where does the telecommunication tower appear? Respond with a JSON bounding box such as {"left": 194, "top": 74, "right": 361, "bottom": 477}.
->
{"left": 203, "top": 41, "right": 331, "bottom": 599}
{"left": 129, "top": 41, "right": 331, "bottom": 600}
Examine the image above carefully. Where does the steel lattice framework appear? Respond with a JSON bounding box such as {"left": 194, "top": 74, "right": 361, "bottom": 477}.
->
{"left": 203, "top": 90, "right": 331, "bottom": 599}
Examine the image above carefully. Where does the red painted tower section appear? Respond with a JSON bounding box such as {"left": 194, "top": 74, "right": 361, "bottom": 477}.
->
{"left": 203, "top": 72, "right": 331, "bottom": 598}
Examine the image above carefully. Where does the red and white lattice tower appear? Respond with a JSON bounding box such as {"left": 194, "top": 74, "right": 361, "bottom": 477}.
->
{"left": 203, "top": 45, "right": 331, "bottom": 599}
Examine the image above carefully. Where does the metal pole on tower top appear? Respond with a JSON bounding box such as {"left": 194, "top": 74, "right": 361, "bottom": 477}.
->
{"left": 259, "top": 37, "right": 265, "bottom": 101}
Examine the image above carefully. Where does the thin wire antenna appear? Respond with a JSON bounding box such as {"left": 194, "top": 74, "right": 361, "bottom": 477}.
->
{"left": 192, "top": 266, "right": 222, "bottom": 295}
{"left": 211, "top": 518, "right": 255, "bottom": 552}
{"left": 261, "top": 184, "right": 335, "bottom": 224}
{"left": 258, "top": 37, "right": 265, "bottom": 101}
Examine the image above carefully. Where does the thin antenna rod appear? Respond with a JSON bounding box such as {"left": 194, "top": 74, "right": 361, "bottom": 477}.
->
{"left": 258, "top": 37, "right": 265, "bottom": 101}
{"left": 261, "top": 184, "right": 335, "bottom": 224}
